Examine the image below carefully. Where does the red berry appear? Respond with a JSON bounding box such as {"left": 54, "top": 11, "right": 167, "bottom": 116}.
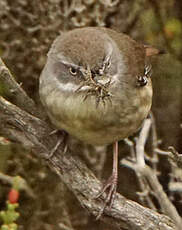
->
{"left": 8, "top": 189, "right": 19, "bottom": 203}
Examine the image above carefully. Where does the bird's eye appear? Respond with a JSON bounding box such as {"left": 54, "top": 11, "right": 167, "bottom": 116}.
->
{"left": 69, "top": 67, "right": 77, "bottom": 75}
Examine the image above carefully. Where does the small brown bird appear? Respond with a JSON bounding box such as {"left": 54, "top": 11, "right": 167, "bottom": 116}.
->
{"left": 39, "top": 27, "right": 160, "bottom": 213}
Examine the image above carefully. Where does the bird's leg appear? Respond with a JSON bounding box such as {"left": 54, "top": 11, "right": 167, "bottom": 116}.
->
{"left": 47, "top": 130, "right": 68, "bottom": 159}
{"left": 96, "top": 141, "right": 118, "bottom": 219}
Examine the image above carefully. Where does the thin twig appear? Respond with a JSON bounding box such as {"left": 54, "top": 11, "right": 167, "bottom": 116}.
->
{"left": 136, "top": 118, "right": 152, "bottom": 167}
{"left": 0, "top": 173, "right": 35, "bottom": 198}
{"left": 121, "top": 118, "right": 182, "bottom": 230}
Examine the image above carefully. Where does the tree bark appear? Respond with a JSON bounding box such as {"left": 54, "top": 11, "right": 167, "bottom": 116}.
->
{"left": 0, "top": 58, "right": 177, "bottom": 230}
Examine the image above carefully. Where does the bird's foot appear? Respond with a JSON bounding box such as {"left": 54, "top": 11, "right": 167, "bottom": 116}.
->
{"left": 47, "top": 130, "right": 68, "bottom": 159}
{"left": 95, "top": 173, "right": 117, "bottom": 219}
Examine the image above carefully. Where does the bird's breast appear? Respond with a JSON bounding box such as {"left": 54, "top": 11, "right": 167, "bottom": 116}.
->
{"left": 40, "top": 78, "right": 152, "bottom": 145}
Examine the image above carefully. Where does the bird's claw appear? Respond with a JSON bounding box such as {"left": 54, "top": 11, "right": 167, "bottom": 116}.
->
{"left": 95, "top": 174, "right": 117, "bottom": 219}
{"left": 46, "top": 130, "right": 68, "bottom": 159}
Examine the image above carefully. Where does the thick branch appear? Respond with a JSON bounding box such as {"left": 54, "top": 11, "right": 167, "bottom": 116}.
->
{"left": 0, "top": 98, "right": 176, "bottom": 230}
{"left": 0, "top": 58, "right": 39, "bottom": 117}
{"left": 0, "top": 58, "right": 177, "bottom": 229}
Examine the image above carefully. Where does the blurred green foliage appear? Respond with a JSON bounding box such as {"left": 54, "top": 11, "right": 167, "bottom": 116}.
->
{"left": 0, "top": 201, "right": 19, "bottom": 230}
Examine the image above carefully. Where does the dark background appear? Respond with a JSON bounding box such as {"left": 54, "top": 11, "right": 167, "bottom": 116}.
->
{"left": 0, "top": 0, "right": 182, "bottom": 229}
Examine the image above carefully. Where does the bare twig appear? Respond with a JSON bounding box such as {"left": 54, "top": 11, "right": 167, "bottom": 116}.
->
{"left": 155, "top": 147, "right": 182, "bottom": 169}
{"left": 136, "top": 118, "right": 152, "bottom": 167}
{"left": 121, "top": 118, "right": 182, "bottom": 230}
{"left": 169, "top": 182, "right": 182, "bottom": 193}
{"left": 0, "top": 173, "right": 35, "bottom": 198}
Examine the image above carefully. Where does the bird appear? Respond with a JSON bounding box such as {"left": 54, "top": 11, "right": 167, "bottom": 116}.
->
{"left": 39, "top": 27, "right": 160, "bottom": 216}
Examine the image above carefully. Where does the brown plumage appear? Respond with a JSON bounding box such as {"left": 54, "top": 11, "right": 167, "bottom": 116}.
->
{"left": 39, "top": 27, "right": 159, "bottom": 217}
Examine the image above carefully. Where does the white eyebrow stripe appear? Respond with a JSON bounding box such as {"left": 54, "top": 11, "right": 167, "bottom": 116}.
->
{"left": 56, "top": 53, "right": 80, "bottom": 68}
{"left": 61, "top": 60, "right": 80, "bottom": 69}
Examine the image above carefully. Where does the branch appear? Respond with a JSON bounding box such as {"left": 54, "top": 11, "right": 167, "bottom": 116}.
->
{"left": 136, "top": 118, "right": 152, "bottom": 167}
{"left": 0, "top": 58, "right": 40, "bottom": 117}
{"left": 122, "top": 119, "right": 182, "bottom": 230}
{"left": 0, "top": 173, "right": 35, "bottom": 198}
{"left": 0, "top": 58, "right": 177, "bottom": 230}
